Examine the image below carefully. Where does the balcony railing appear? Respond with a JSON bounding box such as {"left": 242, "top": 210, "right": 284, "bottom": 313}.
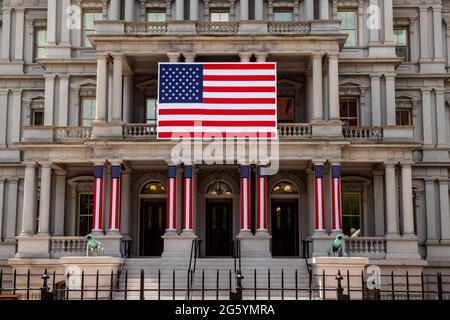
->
{"left": 125, "top": 22, "right": 167, "bottom": 34}
{"left": 278, "top": 123, "right": 312, "bottom": 138}
{"left": 268, "top": 21, "right": 312, "bottom": 34}
{"left": 195, "top": 21, "right": 239, "bottom": 34}
{"left": 54, "top": 127, "right": 93, "bottom": 141}
{"left": 123, "top": 123, "right": 157, "bottom": 138}
{"left": 342, "top": 126, "right": 384, "bottom": 141}
{"left": 49, "top": 236, "right": 86, "bottom": 258}
{"left": 345, "top": 237, "right": 386, "bottom": 259}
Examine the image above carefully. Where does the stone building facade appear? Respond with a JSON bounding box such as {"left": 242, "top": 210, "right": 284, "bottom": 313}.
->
{"left": 0, "top": 0, "right": 449, "bottom": 276}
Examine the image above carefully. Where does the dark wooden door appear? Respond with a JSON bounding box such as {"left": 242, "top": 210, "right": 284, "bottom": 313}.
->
{"left": 205, "top": 200, "right": 232, "bottom": 257}
{"left": 140, "top": 200, "right": 166, "bottom": 256}
{"left": 271, "top": 200, "right": 298, "bottom": 256}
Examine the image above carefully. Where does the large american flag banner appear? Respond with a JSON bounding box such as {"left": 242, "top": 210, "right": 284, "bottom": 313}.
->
{"left": 157, "top": 62, "right": 277, "bottom": 139}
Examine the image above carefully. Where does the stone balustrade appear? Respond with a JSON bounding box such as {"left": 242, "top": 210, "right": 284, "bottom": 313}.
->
{"left": 268, "top": 21, "right": 312, "bottom": 34}
{"left": 123, "top": 123, "right": 157, "bottom": 138}
{"left": 278, "top": 123, "right": 312, "bottom": 138}
{"left": 54, "top": 127, "right": 93, "bottom": 142}
{"left": 125, "top": 22, "right": 167, "bottom": 34}
{"left": 49, "top": 236, "right": 87, "bottom": 258}
{"left": 345, "top": 237, "right": 386, "bottom": 259}
{"left": 195, "top": 21, "right": 239, "bottom": 34}
{"left": 342, "top": 126, "right": 384, "bottom": 141}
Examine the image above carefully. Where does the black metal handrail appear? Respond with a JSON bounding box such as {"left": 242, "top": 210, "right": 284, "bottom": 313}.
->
{"left": 302, "top": 237, "right": 313, "bottom": 277}
{"left": 232, "top": 239, "right": 242, "bottom": 275}
{"left": 186, "top": 239, "right": 201, "bottom": 299}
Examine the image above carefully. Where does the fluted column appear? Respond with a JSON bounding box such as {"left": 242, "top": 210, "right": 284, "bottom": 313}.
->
{"left": 166, "top": 165, "right": 178, "bottom": 233}
{"left": 182, "top": 165, "right": 194, "bottom": 233}
{"left": 58, "top": 75, "right": 70, "bottom": 126}
{"left": 330, "top": 163, "right": 342, "bottom": 232}
{"left": 370, "top": 75, "right": 382, "bottom": 126}
{"left": 92, "top": 162, "right": 105, "bottom": 233}
{"left": 433, "top": 6, "right": 443, "bottom": 60}
{"left": 435, "top": 89, "right": 447, "bottom": 146}
{"left": 373, "top": 170, "right": 385, "bottom": 236}
{"left": 44, "top": 74, "right": 56, "bottom": 126}
{"left": 60, "top": 0, "right": 71, "bottom": 44}
{"left": 369, "top": 0, "right": 380, "bottom": 43}
{"left": 46, "top": 0, "right": 57, "bottom": 45}
{"left": 38, "top": 163, "right": 52, "bottom": 235}
{"left": 0, "top": 90, "right": 8, "bottom": 147}
{"left": 421, "top": 89, "right": 432, "bottom": 145}
{"left": 95, "top": 54, "right": 109, "bottom": 123}
{"left": 256, "top": 165, "right": 268, "bottom": 233}
{"left": 108, "top": 162, "right": 122, "bottom": 233}
{"left": 20, "top": 163, "right": 37, "bottom": 236}
{"left": 401, "top": 163, "right": 415, "bottom": 235}
{"left": 14, "top": 8, "right": 25, "bottom": 61}
{"left": 419, "top": 7, "right": 430, "bottom": 61}
{"left": 328, "top": 53, "right": 340, "bottom": 121}
{"left": 120, "top": 168, "right": 131, "bottom": 236}
{"left": 311, "top": 54, "right": 324, "bottom": 122}
{"left": 1, "top": 8, "right": 11, "bottom": 60}
{"left": 112, "top": 54, "right": 123, "bottom": 123}
{"left": 425, "top": 179, "right": 437, "bottom": 240}
{"left": 240, "top": 165, "right": 251, "bottom": 233}
{"left": 385, "top": 75, "right": 396, "bottom": 126}
{"left": 313, "top": 161, "right": 326, "bottom": 232}
{"left": 123, "top": 74, "right": 133, "bottom": 123}
{"left": 0, "top": 178, "right": 5, "bottom": 241}
{"left": 383, "top": 0, "right": 394, "bottom": 43}
{"left": 53, "top": 170, "right": 66, "bottom": 236}
{"left": 385, "top": 162, "right": 399, "bottom": 235}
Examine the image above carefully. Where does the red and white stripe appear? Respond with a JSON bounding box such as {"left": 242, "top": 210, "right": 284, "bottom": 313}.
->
{"left": 109, "top": 166, "right": 121, "bottom": 231}
{"left": 256, "top": 168, "right": 267, "bottom": 231}
{"left": 166, "top": 166, "right": 177, "bottom": 232}
{"left": 240, "top": 166, "right": 251, "bottom": 231}
{"left": 331, "top": 166, "right": 342, "bottom": 231}
{"left": 314, "top": 166, "right": 325, "bottom": 231}
{"left": 158, "top": 63, "right": 277, "bottom": 139}
{"left": 182, "top": 166, "right": 193, "bottom": 231}
{"left": 92, "top": 166, "right": 104, "bottom": 232}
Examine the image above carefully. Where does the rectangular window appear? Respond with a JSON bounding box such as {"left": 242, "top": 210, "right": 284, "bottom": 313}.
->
{"left": 340, "top": 97, "right": 359, "bottom": 126}
{"left": 341, "top": 192, "right": 361, "bottom": 237}
{"left": 34, "top": 28, "right": 47, "bottom": 61}
{"left": 396, "top": 108, "right": 412, "bottom": 126}
{"left": 338, "top": 10, "right": 357, "bottom": 47}
{"left": 273, "top": 10, "right": 294, "bottom": 21}
{"left": 147, "top": 10, "right": 166, "bottom": 22}
{"left": 82, "top": 10, "right": 103, "bottom": 48}
{"left": 32, "top": 109, "right": 45, "bottom": 126}
{"left": 79, "top": 193, "right": 94, "bottom": 236}
{"left": 81, "top": 97, "right": 96, "bottom": 126}
{"left": 146, "top": 98, "right": 157, "bottom": 124}
{"left": 277, "top": 97, "right": 295, "bottom": 123}
{"left": 394, "top": 27, "right": 409, "bottom": 60}
{"left": 210, "top": 11, "right": 230, "bottom": 22}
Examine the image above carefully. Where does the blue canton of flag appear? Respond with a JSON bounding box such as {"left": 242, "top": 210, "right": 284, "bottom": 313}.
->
{"left": 94, "top": 166, "right": 104, "bottom": 179}
{"left": 168, "top": 165, "right": 177, "bottom": 179}
{"left": 241, "top": 166, "right": 251, "bottom": 179}
{"left": 314, "top": 165, "right": 324, "bottom": 178}
{"left": 331, "top": 165, "right": 341, "bottom": 178}
{"left": 111, "top": 166, "right": 121, "bottom": 179}
{"left": 159, "top": 64, "right": 203, "bottom": 103}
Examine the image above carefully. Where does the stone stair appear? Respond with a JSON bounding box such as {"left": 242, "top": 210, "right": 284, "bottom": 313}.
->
{"left": 113, "top": 257, "right": 319, "bottom": 300}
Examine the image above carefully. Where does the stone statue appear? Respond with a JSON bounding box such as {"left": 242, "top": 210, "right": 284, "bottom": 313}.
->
{"left": 85, "top": 234, "right": 104, "bottom": 256}
{"left": 327, "top": 234, "right": 344, "bottom": 257}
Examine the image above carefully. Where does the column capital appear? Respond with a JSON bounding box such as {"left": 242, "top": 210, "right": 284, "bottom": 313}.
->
{"left": 421, "top": 88, "right": 432, "bottom": 94}
{"left": 183, "top": 52, "right": 196, "bottom": 63}
{"left": 58, "top": 74, "right": 70, "bottom": 80}
{"left": 400, "top": 161, "right": 414, "bottom": 168}
{"left": 255, "top": 52, "right": 268, "bottom": 62}
{"left": 111, "top": 52, "right": 125, "bottom": 59}
{"left": 167, "top": 52, "right": 181, "bottom": 62}
{"left": 39, "top": 162, "right": 53, "bottom": 169}
{"left": 23, "top": 161, "right": 37, "bottom": 168}
{"left": 92, "top": 159, "right": 107, "bottom": 167}
{"left": 44, "top": 74, "right": 57, "bottom": 80}
{"left": 329, "top": 160, "right": 342, "bottom": 167}
{"left": 239, "top": 52, "right": 252, "bottom": 62}
{"left": 370, "top": 74, "right": 381, "bottom": 80}
{"left": 327, "top": 52, "right": 340, "bottom": 60}
{"left": 108, "top": 159, "right": 123, "bottom": 167}
{"left": 311, "top": 52, "right": 324, "bottom": 60}
{"left": 384, "top": 161, "right": 398, "bottom": 168}
{"left": 435, "top": 88, "right": 446, "bottom": 94}
{"left": 419, "top": 6, "right": 430, "bottom": 12}
{"left": 384, "top": 74, "right": 396, "bottom": 81}
{"left": 372, "top": 169, "right": 384, "bottom": 176}
{"left": 312, "top": 159, "right": 326, "bottom": 166}
{"left": 96, "top": 52, "right": 110, "bottom": 60}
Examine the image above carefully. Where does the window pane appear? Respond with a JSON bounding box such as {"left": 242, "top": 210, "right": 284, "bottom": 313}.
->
{"left": 147, "top": 12, "right": 166, "bottom": 22}
{"left": 277, "top": 98, "right": 295, "bottom": 122}
{"left": 82, "top": 98, "right": 96, "bottom": 126}
{"left": 33, "top": 110, "right": 44, "bottom": 126}
{"left": 211, "top": 12, "right": 229, "bottom": 22}
{"left": 274, "top": 11, "right": 293, "bottom": 21}
{"left": 79, "top": 193, "right": 93, "bottom": 236}
{"left": 83, "top": 11, "right": 103, "bottom": 47}
{"left": 338, "top": 11, "right": 357, "bottom": 47}
{"left": 146, "top": 98, "right": 157, "bottom": 124}
{"left": 341, "top": 193, "right": 361, "bottom": 236}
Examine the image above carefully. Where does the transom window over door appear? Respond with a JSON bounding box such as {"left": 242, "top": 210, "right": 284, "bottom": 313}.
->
{"left": 342, "top": 192, "right": 361, "bottom": 237}
{"left": 340, "top": 97, "right": 358, "bottom": 126}
{"left": 83, "top": 10, "right": 103, "bottom": 47}
{"left": 81, "top": 97, "right": 96, "bottom": 126}
{"left": 338, "top": 10, "right": 357, "bottom": 47}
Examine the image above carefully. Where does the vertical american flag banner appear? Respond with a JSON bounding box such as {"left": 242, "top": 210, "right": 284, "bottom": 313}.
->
{"left": 182, "top": 165, "right": 193, "bottom": 231}
{"left": 157, "top": 63, "right": 277, "bottom": 139}
{"left": 256, "top": 165, "right": 267, "bottom": 231}
{"left": 93, "top": 165, "right": 104, "bottom": 232}
{"left": 331, "top": 164, "right": 342, "bottom": 231}
{"left": 166, "top": 165, "right": 177, "bottom": 232}
{"left": 109, "top": 165, "right": 121, "bottom": 231}
{"left": 314, "top": 164, "right": 325, "bottom": 231}
{"left": 240, "top": 165, "right": 251, "bottom": 231}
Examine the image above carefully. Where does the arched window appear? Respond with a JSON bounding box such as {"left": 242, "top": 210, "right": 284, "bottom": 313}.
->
{"left": 141, "top": 181, "right": 166, "bottom": 195}
{"left": 271, "top": 181, "right": 298, "bottom": 194}
{"left": 207, "top": 180, "right": 232, "bottom": 196}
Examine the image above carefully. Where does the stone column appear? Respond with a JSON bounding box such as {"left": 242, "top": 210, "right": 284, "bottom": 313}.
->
{"left": 240, "top": 0, "right": 249, "bottom": 20}
{"left": 313, "top": 161, "right": 326, "bottom": 232}
{"left": 421, "top": 89, "right": 432, "bottom": 145}
{"left": 60, "top": 0, "right": 71, "bottom": 45}
{"left": 38, "top": 163, "right": 52, "bottom": 235}
{"left": 304, "top": 0, "right": 314, "bottom": 20}
{"left": 255, "top": 0, "right": 264, "bottom": 20}
{"left": 108, "top": 161, "right": 122, "bottom": 233}
{"left": 14, "top": 8, "right": 25, "bottom": 61}
{"left": 190, "top": 0, "right": 199, "bottom": 20}
{"left": 330, "top": 163, "right": 342, "bottom": 232}
{"left": 1, "top": 8, "right": 11, "bottom": 60}
{"left": 53, "top": 170, "right": 66, "bottom": 236}
{"left": 95, "top": 54, "right": 109, "bottom": 123}
{"left": 435, "top": 89, "right": 447, "bottom": 146}
{"left": 120, "top": 168, "right": 131, "bottom": 236}
{"left": 175, "top": 0, "right": 184, "bottom": 20}
{"left": 46, "top": 0, "right": 57, "bottom": 45}
{"left": 433, "top": 6, "right": 443, "bottom": 60}
{"left": 239, "top": 165, "right": 251, "bottom": 234}
{"left": 369, "top": 0, "right": 380, "bottom": 43}
{"left": 110, "top": 0, "right": 121, "bottom": 19}
{"left": 167, "top": 52, "right": 181, "bottom": 63}
{"left": 400, "top": 163, "right": 415, "bottom": 235}
{"left": 372, "top": 169, "right": 385, "bottom": 236}
{"left": 92, "top": 162, "right": 105, "bottom": 234}
{"left": 184, "top": 52, "right": 196, "bottom": 63}
{"left": 370, "top": 75, "right": 382, "bottom": 126}
{"left": 256, "top": 165, "right": 268, "bottom": 233}
{"left": 385, "top": 162, "right": 399, "bottom": 235}
{"left": 385, "top": 75, "right": 396, "bottom": 126}
{"left": 125, "top": 0, "right": 135, "bottom": 21}
{"left": 319, "top": 0, "right": 329, "bottom": 20}
{"left": 20, "top": 163, "right": 37, "bottom": 236}
{"left": 0, "top": 178, "right": 5, "bottom": 240}
{"left": 166, "top": 165, "right": 178, "bottom": 234}
{"left": 239, "top": 52, "right": 252, "bottom": 62}
{"left": 419, "top": 7, "right": 430, "bottom": 61}
{"left": 424, "top": 179, "right": 437, "bottom": 240}
{"left": 182, "top": 165, "right": 194, "bottom": 234}
{"left": 11, "top": 89, "right": 22, "bottom": 144}
{"left": 123, "top": 74, "right": 133, "bottom": 124}
{"left": 112, "top": 54, "right": 123, "bottom": 123}
{"left": 44, "top": 74, "right": 56, "bottom": 126}
{"left": 328, "top": 53, "right": 340, "bottom": 121}
{"left": 255, "top": 52, "right": 268, "bottom": 63}
{"left": 0, "top": 90, "right": 8, "bottom": 147}
{"left": 6, "top": 178, "right": 19, "bottom": 240}
{"left": 58, "top": 75, "right": 70, "bottom": 127}
{"left": 311, "top": 54, "right": 324, "bottom": 122}
{"left": 439, "top": 179, "right": 450, "bottom": 240}
{"left": 383, "top": 0, "right": 394, "bottom": 43}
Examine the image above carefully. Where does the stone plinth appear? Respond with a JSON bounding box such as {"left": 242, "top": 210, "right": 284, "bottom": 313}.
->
{"left": 237, "top": 231, "right": 271, "bottom": 258}
{"left": 162, "top": 233, "right": 197, "bottom": 259}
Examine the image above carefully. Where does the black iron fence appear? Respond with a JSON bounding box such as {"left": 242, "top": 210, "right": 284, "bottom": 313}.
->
{"left": 0, "top": 268, "right": 449, "bottom": 301}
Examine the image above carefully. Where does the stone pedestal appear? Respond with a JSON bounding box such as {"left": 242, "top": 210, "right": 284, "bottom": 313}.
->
{"left": 425, "top": 240, "right": 450, "bottom": 261}
{"left": 385, "top": 235, "right": 421, "bottom": 260}
{"left": 309, "top": 257, "right": 369, "bottom": 300}
{"left": 311, "top": 123, "right": 343, "bottom": 138}
{"left": 91, "top": 123, "right": 123, "bottom": 140}
{"left": 162, "top": 233, "right": 197, "bottom": 259}
{"left": 15, "top": 235, "right": 51, "bottom": 258}
{"left": 237, "top": 231, "right": 271, "bottom": 258}
{"left": 311, "top": 232, "right": 335, "bottom": 257}
{"left": 96, "top": 234, "right": 123, "bottom": 257}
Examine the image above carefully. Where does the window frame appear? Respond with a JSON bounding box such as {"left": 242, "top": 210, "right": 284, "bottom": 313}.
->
{"left": 33, "top": 27, "right": 47, "bottom": 62}
{"left": 145, "top": 97, "right": 158, "bottom": 125}
{"left": 395, "top": 107, "right": 412, "bottom": 126}
{"left": 339, "top": 97, "right": 359, "bottom": 126}
{"left": 393, "top": 26, "right": 410, "bottom": 61}
{"left": 210, "top": 9, "right": 230, "bottom": 22}
{"left": 78, "top": 192, "right": 94, "bottom": 236}
{"left": 82, "top": 9, "right": 103, "bottom": 48}
{"left": 31, "top": 109, "right": 45, "bottom": 126}
{"left": 337, "top": 9, "right": 358, "bottom": 47}
{"left": 273, "top": 9, "right": 294, "bottom": 22}
{"left": 146, "top": 9, "right": 166, "bottom": 22}
{"left": 80, "top": 96, "right": 97, "bottom": 127}
{"left": 341, "top": 192, "right": 362, "bottom": 237}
